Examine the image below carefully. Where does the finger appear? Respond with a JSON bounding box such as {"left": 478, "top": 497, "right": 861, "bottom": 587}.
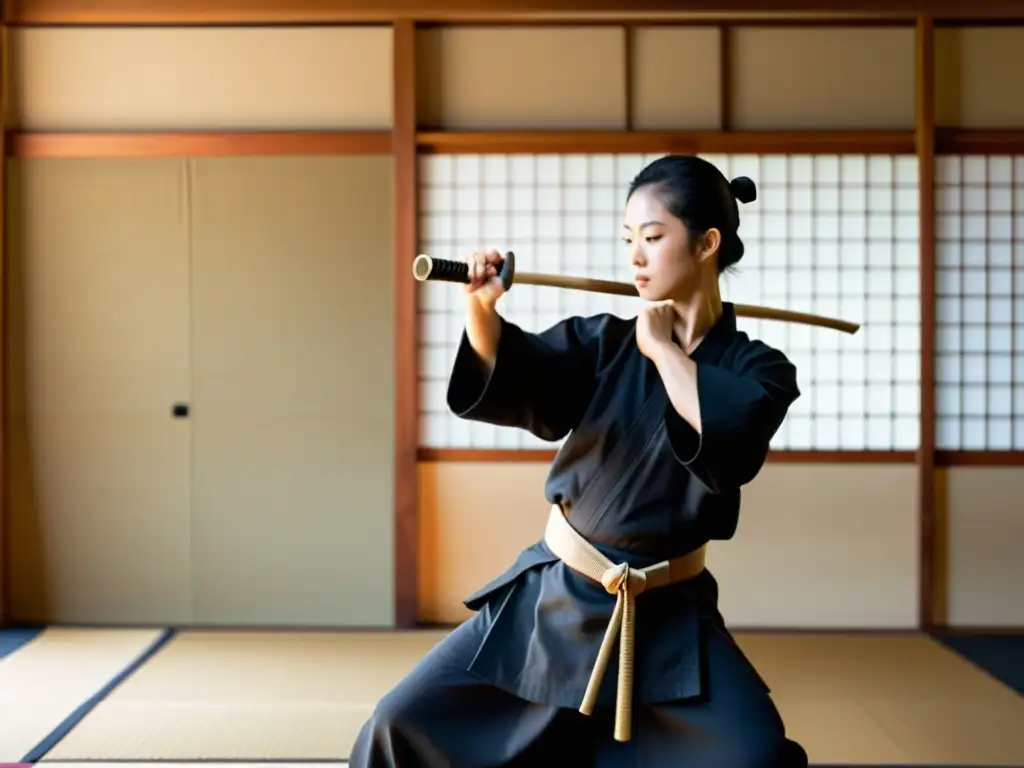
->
{"left": 474, "top": 268, "right": 489, "bottom": 289}
{"left": 469, "top": 254, "right": 486, "bottom": 288}
{"left": 475, "top": 251, "right": 490, "bottom": 277}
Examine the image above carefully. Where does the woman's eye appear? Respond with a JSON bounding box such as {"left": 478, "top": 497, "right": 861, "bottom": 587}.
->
{"left": 645, "top": 235, "right": 662, "bottom": 243}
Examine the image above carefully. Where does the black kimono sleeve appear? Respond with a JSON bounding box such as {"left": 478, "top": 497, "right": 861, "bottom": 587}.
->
{"left": 665, "top": 341, "right": 800, "bottom": 494}
{"left": 447, "top": 313, "right": 613, "bottom": 442}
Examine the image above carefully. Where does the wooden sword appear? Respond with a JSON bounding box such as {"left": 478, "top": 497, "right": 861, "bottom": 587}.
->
{"left": 412, "top": 252, "right": 860, "bottom": 335}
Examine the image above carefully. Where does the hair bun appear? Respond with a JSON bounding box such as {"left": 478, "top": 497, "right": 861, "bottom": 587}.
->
{"left": 730, "top": 176, "right": 757, "bottom": 204}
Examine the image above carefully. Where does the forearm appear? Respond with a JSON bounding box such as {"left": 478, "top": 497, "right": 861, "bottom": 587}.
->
{"left": 464, "top": 298, "right": 502, "bottom": 374}
{"left": 651, "top": 340, "right": 703, "bottom": 435}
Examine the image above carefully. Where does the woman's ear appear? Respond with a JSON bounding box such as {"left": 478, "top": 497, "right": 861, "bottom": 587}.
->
{"left": 697, "top": 228, "right": 721, "bottom": 264}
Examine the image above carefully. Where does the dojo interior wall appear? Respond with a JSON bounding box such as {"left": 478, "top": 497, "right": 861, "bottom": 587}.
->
{"left": 1, "top": 22, "right": 1022, "bottom": 632}
{"left": 414, "top": 24, "right": 1024, "bottom": 629}
{"left": 2, "top": 26, "right": 398, "bottom": 626}
{"left": 931, "top": 28, "right": 1024, "bottom": 628}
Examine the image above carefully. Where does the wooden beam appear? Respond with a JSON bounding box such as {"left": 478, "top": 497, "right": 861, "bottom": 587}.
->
{"left": 7, "top": 0, "right": 1024, "bottom": 24}
{"left": 915, "top": 13, "right": 937, "bottom": 633}
{"left": 6, "top": 130, "right": 1024, "bottom": 159}
{"left": 622, "top": 23, "right": 634, "bottom": 131}
{"left": 935, "top": 128, "right": 1024, "bottom": 154}
{"left": 4, "top": 130, "right": 916, "bottom": 158}
{"left": 416, "top": 129, "right": 917, "bottom": 154}
{"left": 6, "top": 131, "right": 392, "bottom": 158}
{"left": 415, "top": 18, "right": 919, "bottom": 26}
{"left": 935, "top": 452, "right": 1024, "bottom": 467}
{"left": 418, "top": 449, "right": 919, "bottom": 463}
{"left": 392, "top": 19, "right": 419, "bottom": 629}
{"left": 719, "top": 23, "right": 732, "bottom": 130}
{"left": 418, "top": 449, "right": 1024, "bottom": 467}
{"left": 0, "top": 23, "right": 8, "bottom": 627}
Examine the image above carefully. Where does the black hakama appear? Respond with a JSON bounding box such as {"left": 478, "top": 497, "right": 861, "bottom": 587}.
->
{"left": 350, "top": 303, "right": 808, "bottom": 767}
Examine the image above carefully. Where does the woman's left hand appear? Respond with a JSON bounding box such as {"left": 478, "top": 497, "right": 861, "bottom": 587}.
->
{"left": 636, "top": 302, "right": 678, "bottom": 361}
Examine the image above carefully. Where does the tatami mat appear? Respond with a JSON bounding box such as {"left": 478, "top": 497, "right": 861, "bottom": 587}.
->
{"left": 739, "top": 633, "right": 1024, "bottom": 766}
{"left": 0, "top": 626, "right": 44, "bottom": 659}
{"left": 40, "top": 630, "right": 450, "bottom": 763}
{"left": 34, "top": 630, "right": 1024, "bottom": 766}
{"left": 0, "top": 627, "right": 170, "bottom": 763}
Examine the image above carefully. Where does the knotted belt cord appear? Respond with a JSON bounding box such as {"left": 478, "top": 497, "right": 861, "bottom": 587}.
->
{"left": 542, "top": 505, "right": 707, "bottom": 742}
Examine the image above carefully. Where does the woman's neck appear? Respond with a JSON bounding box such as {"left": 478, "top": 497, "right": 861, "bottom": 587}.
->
{"left": 668, "top": 274, "right": 723, "bottom": 353}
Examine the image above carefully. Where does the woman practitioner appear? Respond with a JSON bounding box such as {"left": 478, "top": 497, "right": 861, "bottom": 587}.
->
{"left": 350, "top": 155, "right": 808, "bottom": 767}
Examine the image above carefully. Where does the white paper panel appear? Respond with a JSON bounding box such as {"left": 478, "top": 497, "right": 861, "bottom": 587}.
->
{"left": 418, "top": 153, "right": 921, "bottom": 452}
{"left": 934, "top": 155, "right": 1024, "bottom": 450}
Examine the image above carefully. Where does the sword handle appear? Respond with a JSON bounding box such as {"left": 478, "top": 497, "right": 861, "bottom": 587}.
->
{"left": 412, "top": 252, "right": 516, "bottom": 292}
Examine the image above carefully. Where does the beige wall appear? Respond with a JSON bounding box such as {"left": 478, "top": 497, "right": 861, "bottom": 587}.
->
{"left": 419, "top": 461, "right": 921, "bottom": 628}
{"left": 4, "top": 155, "right": 396, "bottom": 627}
{"left": 935, "top": 27, "right": 1024, "bottom": 127}
{"left": 5, "top": 26, "right": 394, "bottom": 130}
{"left": 940, "top": 468, "right": 1024, "bottom": 628}
{"left": 417, "top": 25, "right": 918, "bottom": 130}
{"left": 2, "top": 23, "right": 1023, "bottom": 629}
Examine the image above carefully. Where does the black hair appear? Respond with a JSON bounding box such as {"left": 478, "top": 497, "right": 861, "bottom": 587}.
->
{"left": 626, "top": 155, "right": 757, "bottom": 274}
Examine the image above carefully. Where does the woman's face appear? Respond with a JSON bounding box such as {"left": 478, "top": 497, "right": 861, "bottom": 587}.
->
{"left": 623, "top": 186, "right": 701, "bottom": 302}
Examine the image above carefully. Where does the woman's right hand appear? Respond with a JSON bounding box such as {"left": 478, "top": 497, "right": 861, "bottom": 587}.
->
{"left": 463, "top": 249, "right": 507, "bottom": 310}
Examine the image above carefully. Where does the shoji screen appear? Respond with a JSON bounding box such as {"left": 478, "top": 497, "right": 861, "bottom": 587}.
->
{"left": 417, "top": 152, "right": 921, "bottom": 453}
{"left": 935, "top": 153, "right": 1024, "bottom": 628}
{"left": 934, "top": 155, "right": 1024, "bottom": 451}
